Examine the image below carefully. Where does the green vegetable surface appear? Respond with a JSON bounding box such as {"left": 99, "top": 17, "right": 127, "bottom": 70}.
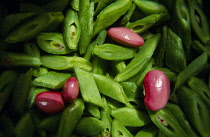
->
{"left": 0, "top": 0, "right": 210, "bottom": 137}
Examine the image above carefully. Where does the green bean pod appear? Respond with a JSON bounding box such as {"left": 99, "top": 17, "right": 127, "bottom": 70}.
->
{"left": 78, "top": 0, "right": 94, "bottom": 54}
{"left": 94, "top": 0, "right": 116, "bottom": 16}
{"left": 125, "top": 13, "right": 169, "bottom": 34}
{"left": 74, "top": 67, "right": 104, "bottom": 107}
{"left": 174, "top": 52, "right": 208, "bottom": 91}
{"left": 70, "top": 0, "right": 79, "bottom": 11}
{"left": 0, "top": 12, "right": 37, "bottom": 37}
{"left": 24, "top": 42, "right": 40, "bottom": 58}
{"left": 188, "top": 77, "right": 210, "bottom": 106}
{"left": 0, "top": 70, "right": 19, "bottom": 111}
{"left": 100, "top": 109, "right": 112, "bottom": 137}
{"left": 177, "top": 86, "right": 210, "bottom": 137}
{"left": 153, "top": 25, "right": 168, "bottom": 67}
{"left": 148, "top": 107, "right": 188, "bottom": 137}
{"left": 0, "top": 52, "right": 41, "bottom": 68}
{"left": 63, "top": 9, "right": 80, "bottom": 50}
{"left": 120, "top": 82, "right": 139, "bottom": 102}
{"left": 75, "top": 117, "right": 108, "bottom": 136}
{"left": 165, "top": 103, "right": 199, "bottom": 137}
{"left": 40, "top": 113, "right": 61, "bottom": 132}
{"left": 93, "top": 0, "right": 132, "bottom": 36}
{"left": 114, "top": 33, "right": 161, "bottom": 82}
{"left": 36, "top": 32, "right": 72, "bottom": 54}
{"left": 93, "top": 43, "right": 136, "bottom": 61}
{"left": 57, "top": 98, "right": 85, "bottom": 137}
{"left": 120, "top": 3, "right": 136, "bottom": 26}
{"left": 32, "top": 71, "right": 71, "bottom": 90}
{"left": 111, "top": 119, "right": 133, "bottom": 137}
{"left": 134, "top": 124, "right": 158, "bottom": 137}
{"left": 92, "top": 73, "right": 129, "bottom": 104}
{"left": 5, "top": 12, "right": 64, "bottom": 43}
{"left": 40, "top": 55, "right": 92, "bottom": 72}
{"left": 86, "top": 103, "right": 101, "bottom": 119}
{"left": 9, "top": 68, "right": 33, "bottom": 117}
{"left": 165, "top": 28, "right": 186, "bottom": 73}
{"left": 134, "top": 0, "right": 168, "bottom": 15}
{"left": 188, "top": 0, "right": 210, "bottom": 44}
{"left": 111, "top": 60, "right": 127, "bottom": 74}
{"left": 14, "top": 113, "right": 35, "bottom": 137}
{"left": 191, "top": 40, "right": 210, "bottom": 57}
{"left": 170, "top": 0, "right": 191, "bottom": 49}
{"left": 41, "top": 0, "right": 69, "bottom": 12}
{"left": 110, "top": 107, "right": 151, "bottom": 127}
{"left": 92, "top": 56, "right": 108, "bottom": 75}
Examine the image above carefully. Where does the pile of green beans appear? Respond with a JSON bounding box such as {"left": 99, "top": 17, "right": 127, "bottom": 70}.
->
{"left": 0, "top": 0, "right": 210, "bottom": 137}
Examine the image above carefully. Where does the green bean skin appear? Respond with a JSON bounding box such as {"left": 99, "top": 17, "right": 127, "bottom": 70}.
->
{"left": 0, "top": 13, "right": 37, "bottom": 37}
{"left": 93, "top": 0, "right": 132, "bottom": 36}
{"left": 111, "top": 119, "right": 133, "bottom": 137}
{"left": 75, "top": 117, "right": 107, "bottom": 136}
{"left": 174, "top": 52, "right": 208, "bottom": 91}
{"left": 165, "top": 28, "right": 186, "bottom": 73}
{"left": 5, "top": 12, "right": 64, "bottom": 43}
{"left": 177, "top": 86, "right": 210, "bottom": 137}
{"left": 32, "top": 71, "right": 71, "bottom": 90}
{"left": 114, "top": 33, "right": 161, "bottom": 82}
{"left": 93, "top": 43, "right": 136, "bottom": 61}
{"left": 78, "top": 0, "right": 94, "bottom": 54}
{"left": 92, "top": 73, "right": 129, "bottom": 104}
{"left": 74, "top": 67, "right": 104, "bottom": 108}
{"left": 57, "top": 99, "right": 85, "bottom": 137}
{"left": 36, "top": 32, "right": 72, "bottom": 54}
{"left": 0, "top": 52, "right": 41, "bottom": 68}
{"left": 41, "top": 0, "right": 69, "bottom": 12}
{"left": 63, "top": 9, "right": 80, "bottom": 50}
{"left": 135, "top": 124, "right": 158, "bottom": 137}
{"left": 70, "top": 0, "right": 80, "bottom": 11}
{"left": 134, "top": 0, "right": 168, "bottom": 15}
{"left": 110, "top": 107, "right": 151, "bottom": 127}
{"left": 40, "top": 55, "right": 92, "bottom": 72}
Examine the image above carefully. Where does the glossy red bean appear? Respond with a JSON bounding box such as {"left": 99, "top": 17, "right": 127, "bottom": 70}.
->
{"left": 143, "top": 70, "right": 170, "bottom": 111}
{"left": 35, "top": 91, "right": 65, "bottom": 114}
{"left": 62, "top": 77, "right": 79, "bottom": 103}
{"left": 107, "top": 27, "right": 144, "bottom": 47}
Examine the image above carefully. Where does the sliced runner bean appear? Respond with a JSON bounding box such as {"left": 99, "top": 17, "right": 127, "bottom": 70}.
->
{"left": 41, "top": 55, "right": 92, "bottom": 71}
{"left": 110, "top": 107, "right": 151, "bottom": 127}
{"left": 177, "top": 86, "right": 210, "bottom": 137}
{"left": 78, "top": 0, "right": 94, "bottom": 54}
{"left": 93, "top": 43, "right": 136, "bottom": 61}
{"left": 0, "top": 52, "right": 41, "bottom": 68}
{"left": 32, "top": 71, "right": 71, "bottom": 90}
{"left": 135, "top": 124, "right": 158, "bottom": 137}
{"left": 57, "top": 99, "right": 85, "bottom": 137}
{"left": 36, "top": 32, "right": 72, "bottom": 54}
{"left": 165, "top": 28, "right": 186, "bottom": 73}
{"left": 63, "top": 9, "right": 80, "bottom": 50}
{"left": 111, "top": 119, "right": 133, "bottom": 137}
{"left": 92, "top": 73, "right": 129, "bottom": 104}
{"left": 93, "top": 0, "right": 132, "bottom": 36}
{"left": 24, "top": 42, "right": 40, "bottom": 58}
{"left": 74, "top": 67, "right": 104, "bottom": 107}
{"left": 5, "top": 12, "right": 64, "bottom": 43}
{"left": 70, "top": 0, "right": 79, "bottom": 11}
{"left": 86, "top": 103, "right": 101, "bottom": 119}
{"left": 134, "top": 0, "right": 168, "bottom": 15}
{"left": 75, "top": 117, "right": 107, "bottom": 136}
{"left": 115, "top": 33, "right": 161, "bottom": 82}
{"left": 174, "top": 52, "right": 208, "bottom": 91}
{"left": 92, "top": 56, "right": 108, "bottom": 75}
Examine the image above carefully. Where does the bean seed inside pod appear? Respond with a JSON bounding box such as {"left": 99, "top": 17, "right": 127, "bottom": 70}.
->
{"left": 143, "top": 70, "right": 170, "bottom": 111}
{"left": 35, "top": 91, "right": 65, "bottom": 114}
{"left": 108, "top": 27, "right": 144, "bottom": 47}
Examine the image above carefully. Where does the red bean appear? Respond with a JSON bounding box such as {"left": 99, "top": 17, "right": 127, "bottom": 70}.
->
{"left": 107, "top": 27, "right": 144, "bottom": 47}
{"left": 35, "top": 91, "right": 65, "bottom": 114}
{"left": 62, "top": 77, "right": 79, "bottom": 103}
{"left": 143, "top": 70, "right": 170, "bottom": 111}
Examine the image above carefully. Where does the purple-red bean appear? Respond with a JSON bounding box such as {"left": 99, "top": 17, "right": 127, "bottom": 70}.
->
{"left": 62, "top": 77, "right": 79, "bottom": 103}
{"left": 143, "top": 70, "right": 170, "bottom": 111}
{"left": 107, "top": 27, "right": 144, "bottom": 47}
{"left": 35, "top": 91, "right": 65, "bottom": 114}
